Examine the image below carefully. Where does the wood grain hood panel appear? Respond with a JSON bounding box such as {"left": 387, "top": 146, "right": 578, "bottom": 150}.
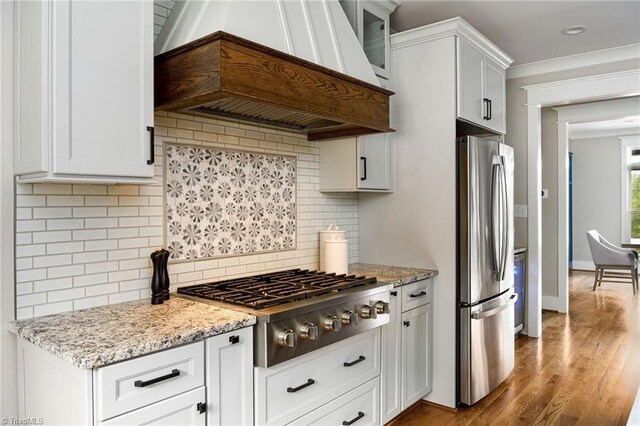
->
{"left": 155, "top": 31, "right": 393, "bottom": 141}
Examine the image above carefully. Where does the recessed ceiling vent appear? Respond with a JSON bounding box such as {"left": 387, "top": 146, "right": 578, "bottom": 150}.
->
{"left": 154, "top": 1, "right": 393, "bottom": 141}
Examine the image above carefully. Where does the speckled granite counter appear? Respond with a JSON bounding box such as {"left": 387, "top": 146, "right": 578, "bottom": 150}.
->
{"left": 8, "top": 297, "right": 255, "bottom": 369}
{"left": 349, "top": 263, "right": 438, "bottom": 287}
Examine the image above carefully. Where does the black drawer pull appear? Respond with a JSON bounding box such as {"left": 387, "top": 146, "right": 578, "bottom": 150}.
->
{"left": 409, "top": 291, "right": 427, "bottom": 298}
{"left": 343, "top": 355, "right": 366, "bottom": 367}
{"left": 287, "top": 378, "right": 315, "bottom": 393}
{"left": 404, "top": 320, "right": 411, "bottom": 327}
{"left": 343, "top": 411, "right": 365, "bottom": 426}
{"left": 483, "top": 98, "right": 490, "bottom": 120}
{"left": 229, "top": 335, "right": 240, "bottom": 344}
{"left": 134, "top": 369, "right": 180, "bottom": 387}
{"left": 197, "top": 402, "right": 206, "bottom": 414}
{"left": 360, "top": 156, "right": 367, "bottom": 180}
{"left": 390, "top": 290, "right": 398, "bottom": 297}
{"left": 146, "top": 126, "right": 155, "bottom": 165}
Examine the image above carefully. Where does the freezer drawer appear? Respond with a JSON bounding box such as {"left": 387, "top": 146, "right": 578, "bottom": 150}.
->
{"left": 459, "top": 291, "right": 517, "bottom": 405}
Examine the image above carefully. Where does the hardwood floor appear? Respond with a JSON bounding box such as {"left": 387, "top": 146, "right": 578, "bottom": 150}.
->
{"left": 390, "top": 271, "right": 640, "bottom": 425}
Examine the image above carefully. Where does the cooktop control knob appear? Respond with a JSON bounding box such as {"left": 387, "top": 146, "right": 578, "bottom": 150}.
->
{"left": 324, "top": 315, "right": 342, "bottom": 332}
{"left": 374, "top": 301, "right": 390, "bottom": 315}
{"left": 278, "top": 329, "right": 297, "bottom": 348}
{"left": 341, "top": 310, "right": 359, "bottom": 326}
{"left": 300, "top": 323, "right": 318, "bottom": 340}
{"left": 360, "top": 304, "right": 377, "bottom": 319}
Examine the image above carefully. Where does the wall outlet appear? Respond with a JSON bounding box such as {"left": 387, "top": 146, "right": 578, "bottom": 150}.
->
{"left": 541, "top": 189, "right": 549, "bottom": 199}
{"left": 514, "top": 204, "right": 528, "bottom": 218}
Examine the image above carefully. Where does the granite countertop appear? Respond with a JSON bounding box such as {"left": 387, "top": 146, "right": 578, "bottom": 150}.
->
{"left": 8, "top": 297, "right": 256, "bottom": 369}
{"left": 515, "top": 247, "right": 527, "bottom": 255}
{"left": 349, "top": 263, "right": 438, "bottom": 287}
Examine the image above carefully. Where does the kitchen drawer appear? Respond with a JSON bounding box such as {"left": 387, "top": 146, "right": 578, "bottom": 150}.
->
{"left": 95, "top": 341, "right": 205, "bottom": 422}
{"left": 401, "top": 279, "right": 431, "bottom": 312}
{"left": 288, "top": 377, "right": 379, "bottom": 426}
{"left": 255, "top": 328, "right": 380, "bottom": 426}
{"left": 100, "top": 386, "right": 206, "bottom": 425}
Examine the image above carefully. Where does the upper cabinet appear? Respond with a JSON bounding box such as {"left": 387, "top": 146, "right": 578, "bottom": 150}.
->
{"left": 340, "top": 0, "right": 400, "bottom": 79}
{"left": 457, "top": 37, "right": 507, "bottom": 134}
{"left": 14, "top": 0, "right": 155, "bottom": 183}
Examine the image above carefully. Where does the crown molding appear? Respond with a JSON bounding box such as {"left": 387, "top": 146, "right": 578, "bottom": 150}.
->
{"left": 507, "top": 43, "right": 640, "bottom": 80}
{"left": 390, "top": 17, "right": 513, "bottom": 68}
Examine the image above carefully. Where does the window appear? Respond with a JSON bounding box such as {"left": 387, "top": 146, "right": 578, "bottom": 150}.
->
{"left": 621, "top": 136, "right": 640, "bottom": 241}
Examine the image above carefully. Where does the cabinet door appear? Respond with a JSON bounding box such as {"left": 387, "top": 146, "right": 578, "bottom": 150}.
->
{"left": 53, "top": 0, "right": 154, "bottom": 178}
{"left": 357, "top": 133, "right": 391, "bottom": 190}
{"left": 357, "top": 2, "right": 390, "bottom": 79}
{"left": 381, "top": 289, "right": 402, "bottom": 423}
{"left": 100, "top": 387, "right": 206, "bottom": 425}
{"left": 401, "top": 304, "right": 431, "bottom": 409}
{"left": 484, "top": 57, "right": 506, "bottom": 133}
{"left": 206, "top": 327, "right": 253, "bottom": 426}
{"left": 456, "top": 37, "right": 485, "bottom": 127}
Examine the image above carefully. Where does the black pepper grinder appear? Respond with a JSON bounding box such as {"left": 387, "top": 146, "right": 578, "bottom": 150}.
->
{"left": 159, "top": 249, "right": 171, "bottom": 300}
{"left": 150, "top": 249, "right": 166, "bottom": 305}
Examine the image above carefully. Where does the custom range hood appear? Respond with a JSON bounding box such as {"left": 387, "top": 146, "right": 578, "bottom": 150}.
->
{"left": 154, "top": 0, "right": 393, "bottom": 141}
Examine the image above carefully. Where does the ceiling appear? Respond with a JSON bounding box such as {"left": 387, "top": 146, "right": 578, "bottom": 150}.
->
{"left": 390, "top": 1, "right": 640, "bottom": 65}
{"left": 570, "top": 115, "right": 640, "bottom": 139}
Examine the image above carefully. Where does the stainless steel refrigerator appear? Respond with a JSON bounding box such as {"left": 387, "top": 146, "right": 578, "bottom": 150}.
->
{"left": 457, "top": 135, "right": 517, "bottom": 406}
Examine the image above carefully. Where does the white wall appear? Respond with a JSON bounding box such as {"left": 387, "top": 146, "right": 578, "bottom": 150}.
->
{"left": 541, "top": 107, "right": 559, "bottom": 297}
{"left": 14, "top": 114, "right": 359, "bottom": 319}
{"left": 570, "top": 136, "right": 622, "bottom": 269}
{"left": 0, "top": 0, "right": 17, "bottom": 418}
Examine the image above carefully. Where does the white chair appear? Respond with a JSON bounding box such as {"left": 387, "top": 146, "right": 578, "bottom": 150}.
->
{"left": 586, "top": 230, "right": 638, "bottom": 295}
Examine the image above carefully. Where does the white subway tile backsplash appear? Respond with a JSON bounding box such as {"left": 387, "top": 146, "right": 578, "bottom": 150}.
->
{"left": 14, "top": 114, "right": 358, "bottom": 318}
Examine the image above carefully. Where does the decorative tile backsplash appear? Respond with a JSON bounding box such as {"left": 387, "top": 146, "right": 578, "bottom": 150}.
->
{"left": 14, "top": 112, "right": 359, "bottom": 319}
{"left": 165, "top": 144, "right": 297, "bottom": 260}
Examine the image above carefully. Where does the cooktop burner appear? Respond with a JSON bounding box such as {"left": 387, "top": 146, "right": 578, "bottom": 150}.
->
{"left": 177, "top": 269, "right": 377, "bottom": 310}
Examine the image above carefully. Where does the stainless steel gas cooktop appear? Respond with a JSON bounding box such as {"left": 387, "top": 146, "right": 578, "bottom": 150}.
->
{"left": 177, "top": 269, "right": 392, "bottom": 367}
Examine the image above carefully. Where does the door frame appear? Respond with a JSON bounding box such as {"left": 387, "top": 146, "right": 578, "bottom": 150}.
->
{"left": 522, "top": 69, "right": 640, "bottom": 337}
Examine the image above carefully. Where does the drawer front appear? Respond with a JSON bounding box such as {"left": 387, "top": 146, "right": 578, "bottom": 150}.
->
{"left": 401, "top": 279, "right": 431, "bottom": 312}
{"left": 255, "top": 329, "right": 380, "bottom": 426}
{"left": 100, "top": 386, "right": 206, "bottom": 425}
{"left": 288, "top": 377, "right": 379, "bottom": 426}
{"left": 95, "top": 341, "right": 205, "bottom": 421}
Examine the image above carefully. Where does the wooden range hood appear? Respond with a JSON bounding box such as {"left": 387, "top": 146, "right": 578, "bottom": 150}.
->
{"left": 154, "top": 31, "right": 393, "bottom": 141}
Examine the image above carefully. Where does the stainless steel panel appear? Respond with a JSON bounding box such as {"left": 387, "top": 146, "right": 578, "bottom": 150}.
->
{"left": 459, "top": 136, "right": 502, "bottom": 304}
{"left": 499, "top": 143, "right": 515, "bottom": 294}
{"left": 459, "top": 291, "right": 516, "bottom": 405}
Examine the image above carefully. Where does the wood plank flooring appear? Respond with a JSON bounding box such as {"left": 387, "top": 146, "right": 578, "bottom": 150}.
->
{"left": 390, "top": 271, "right": 640, "bottom": 425}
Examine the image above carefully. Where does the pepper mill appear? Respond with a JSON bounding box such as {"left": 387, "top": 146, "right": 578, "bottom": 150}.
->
{"left": 150, "top": 249, "right": 166, "bottom": 305}
{"left": 159, "top": 249, "right": 171, "bottom": 300}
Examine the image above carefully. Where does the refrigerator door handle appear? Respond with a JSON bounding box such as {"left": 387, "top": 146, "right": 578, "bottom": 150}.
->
{"left": 499, "top": 161, "right": 509, "bottom": 281}
{"left": 470, "top": 293, "right": 518, "bottom": 319}
{"left": 491, "top": 163, "right": 501, "bottom": 276}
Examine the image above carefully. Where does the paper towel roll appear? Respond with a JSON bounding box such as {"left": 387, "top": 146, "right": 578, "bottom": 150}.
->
{"left": 319, "top": 224, "right": 346, "bottom": 269}
{"left": 323, "top": 234, "right": 348, "bottom": 275}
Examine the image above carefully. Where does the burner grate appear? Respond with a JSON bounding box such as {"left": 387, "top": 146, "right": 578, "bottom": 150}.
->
{"left": 177, "top": 269, "right": 377, "bottom": 309}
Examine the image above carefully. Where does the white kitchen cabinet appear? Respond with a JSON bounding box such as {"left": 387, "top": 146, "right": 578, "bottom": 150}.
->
{"left": 16, "top": 328, "right": 253, "bottom": 425}
{"left": 380, "top": 280, "right": 433, "bottom": 423}
{"left": 100, "top": 387, "right": 206, "bottom": 426}
{"left": 14, "top": 0, "right": 155, "bottom": 183}
{"left": 205, "top": 326, "right": 253, "bottom": 426}
{"left": 457, "top": 37, "right": 507, "bottom": 134}
{"left": 320, "top": 134, "right": 392, "bottom": 192}
{"left": 340, "top": 0, "right": 400, "bottom": 79}
{"left": 380, "top": 289, "right": 401, "bottom": 423}
{"left": 401, "top": 303, "right": 431, "bottom": 408}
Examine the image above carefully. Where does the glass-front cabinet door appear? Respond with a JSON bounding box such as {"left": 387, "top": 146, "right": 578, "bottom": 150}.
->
{"left": 356, "top": 2, "right": 392, "bottom": 79}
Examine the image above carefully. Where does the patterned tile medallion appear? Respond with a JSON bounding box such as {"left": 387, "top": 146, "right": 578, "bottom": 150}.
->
{"left": 165, "top": 144, "right": 297, "bottom": 261}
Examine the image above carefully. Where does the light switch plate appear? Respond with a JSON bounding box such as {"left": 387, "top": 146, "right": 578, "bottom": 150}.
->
{"left": 514, "top": 204, "right": 528, "bottom": 218}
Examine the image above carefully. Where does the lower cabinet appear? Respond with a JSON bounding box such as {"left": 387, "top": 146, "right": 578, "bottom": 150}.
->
{"left": 381, "top": 279, "right": 433, "bottom": 424}
{"left": 100, "top": 387, "right": 206, "bottom": 426}
{"left": 289, "top": 377, "right": 380, "bottom": 426}
{"left": 254, "top": 329, "right": 381, "bottom": 426}
{"left": 16, "top": 327, "right": 253, "bottom": 425}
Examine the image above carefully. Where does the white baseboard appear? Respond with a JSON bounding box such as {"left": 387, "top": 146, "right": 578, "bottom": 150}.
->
{"left": 542, "top": 295, "right": 559, "bottom": 311}
{"left": 571, "top": 260, "right": 595, "bottom": 271}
